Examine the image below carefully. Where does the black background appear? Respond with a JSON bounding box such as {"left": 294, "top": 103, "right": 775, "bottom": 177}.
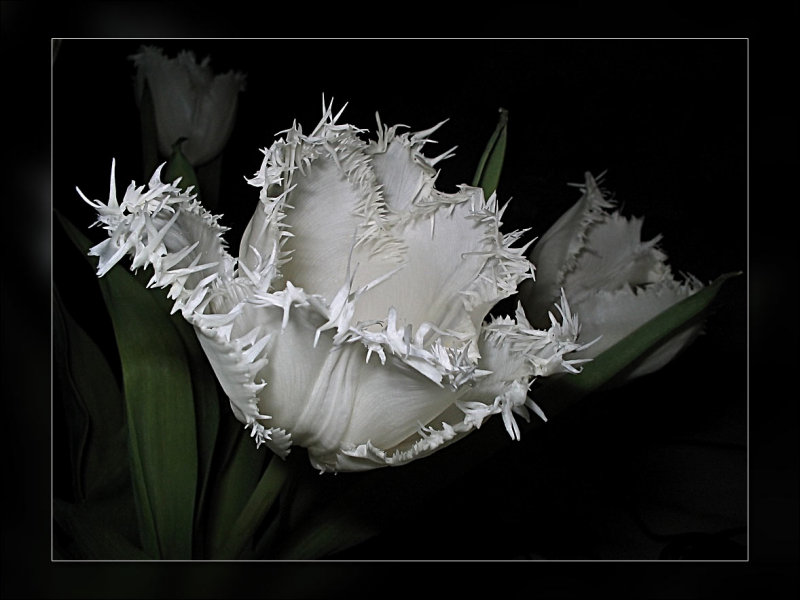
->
{"left": 3, "top": 2, "right": 797, "bottom": 598}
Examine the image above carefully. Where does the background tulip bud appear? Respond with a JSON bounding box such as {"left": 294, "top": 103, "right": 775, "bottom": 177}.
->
{"left": 521, "top": 172, "right": 705, "bottom": 380}
{"left": 131, "top": 45, "right": 246, "bottom": 168}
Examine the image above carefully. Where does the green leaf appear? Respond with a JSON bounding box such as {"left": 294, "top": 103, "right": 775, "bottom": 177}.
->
{"left": 58, "top": 213, "right": 199, "bottom": 559}
{"left": 183, "top": 339, "right": 221, "bottom": 556}
{"left": 126, "top": 266, "right": 223, "bottom": 557}
{"left": 472, "top": 107, "right": 508, "bottom": 198}
{"left": 215, "top": 455, "right": 291, "bottom": 559}
{"left": 53, "top": 287, "right": 128, "bottom": 503}
{"left": 277, "top": 509, "right": 378, "bottom": 560}
{"left": 203, "top": 412, "right": 268, "bottom": 558}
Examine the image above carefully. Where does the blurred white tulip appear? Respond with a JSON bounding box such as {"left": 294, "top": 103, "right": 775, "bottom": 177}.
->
{"left": 522, "top": 172, "right": 704, "bottom": 380}
{"left": 131, "top": 45, "right": 245, "bottom": 167}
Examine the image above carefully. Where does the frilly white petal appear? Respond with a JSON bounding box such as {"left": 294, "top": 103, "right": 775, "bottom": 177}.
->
{"left": 79, "top": 161, "right": 235, "bottom": 309}
{"left": 241, "top": 104, "right": 405, "bottom": 306}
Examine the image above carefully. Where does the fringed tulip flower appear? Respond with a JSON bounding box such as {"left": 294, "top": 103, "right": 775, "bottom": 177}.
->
{"left": 79, "top": 102, "right": 588, "bottom": 472}
{"left": 131, "top": 46, "right": 246, "bottom": 167}
{"left": 522, "top": 172, "right": 704, "bottom": 380}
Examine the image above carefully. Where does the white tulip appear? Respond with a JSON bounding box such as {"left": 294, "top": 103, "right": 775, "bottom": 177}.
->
{"left": 79, "top": 102, "right": 588, "bottom": 472}
{"left": 131, "top": 46, "right": 246, "bottom": 167}
{"left": 523, "top": 172, "right": 704, "bottom": 380}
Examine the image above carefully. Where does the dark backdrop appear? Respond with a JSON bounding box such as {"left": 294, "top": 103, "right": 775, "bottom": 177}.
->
{"left": 2, "top": 4, "right": 795, "bottom": 598}
{"left": 52, "top": 31, "right": 749, "bottom": 568}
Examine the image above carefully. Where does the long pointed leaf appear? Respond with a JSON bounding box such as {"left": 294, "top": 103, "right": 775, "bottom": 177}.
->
{"left": 184, "top": 348, "right": 221, "bottom": 557}
{"left": 127, "top": 266, "right": 222, "bottom": 557}
{"left": 216, "top": 455, "right": 291, "bottom": 559}
{"left": 58, "top": 213, "right": 198, "bottom": 559}
{"left": 53, "top": 287, "right": 128, "bottom": 503}
{"left": 278, "top": 510, "right": 378, "bottom": 560}
{"left": 204, "top": 413, "right": 268, "bottom": 558}
{"left": 472, "top": 107, "right": 508, "bottom": 198}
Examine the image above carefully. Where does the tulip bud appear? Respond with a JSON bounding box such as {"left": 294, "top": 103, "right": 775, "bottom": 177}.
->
{"left": 521, "top": 172, "right": 704, "bottom": 380}
{"left": 131, "top": 46, "right": 246, "bottom": 168}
